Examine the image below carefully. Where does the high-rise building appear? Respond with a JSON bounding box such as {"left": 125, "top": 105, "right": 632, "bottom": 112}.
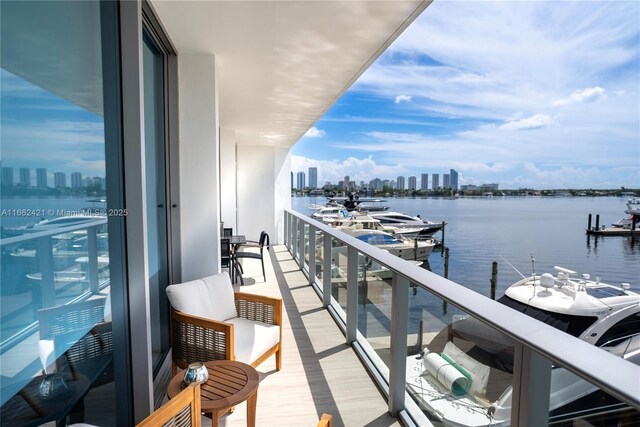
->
{"left": 396, "top": 176, "right": 405, "bottom": 190}
{"left": 296, "top": 171, "right": 305, "bottom": 189}
{"left": 308, "top": 167, "right": 318, "bottom": 189}
{"left": 420, "top": 173, "right": 429, "bottom": 191}
{"left": 54, "top": 171, "right": 67, "bottom": 188}
{"left": 369, "top": 178, "right": 382, "bottom": 190}
{"left": 390, "top": 180, "right": 396, "bottom": 189}
{"left": 19, "top": 167, "right": 30, "bottom": 187}
{"left": 2, "top": 167, "right": 14, "bottom": 186}
{"left": 443, "top": 174, "right": 450, "bottom": 189}
{"left": 71, "top": 172, "right": 83, "bottom": 189}
{"left": 290, "top": 171, "right": 293, "bottom": 189}
{"left": 92, "top": 176, "right": 105, "bottom": 190}
{"left": 450, "top": 169, "right": 458, "bottom": 190}
{"left": 408, "top": 176, "right": 417, "bottom": 190}
{"left": 36, "top": 168, "right": 48, "bottom": 188}
{"left": 432, "top": 173, "right": 439, "bottom": 190}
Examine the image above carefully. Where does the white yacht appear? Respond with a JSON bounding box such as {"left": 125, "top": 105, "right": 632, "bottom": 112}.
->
{"left": 339, "top": 227, "right": 434, "bottom": 261}
{"left": 407, "top": 266, "right": 640, "bottom": 426}
{"left": 325, "top": 211, "right": 433, "bottom": 241}
{"left": 311, "top": 206, "right": 349, "bottom": 221}
{"left": 370, "top": 211, "right": 445, "bottom": 237}
{"left": 625, "top": 198, "right": 640, "bottom": 215}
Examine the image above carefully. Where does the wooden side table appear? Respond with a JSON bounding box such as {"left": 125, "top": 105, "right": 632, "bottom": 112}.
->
{"left": 167, "top": 360, "right": 259, "bottom": 427}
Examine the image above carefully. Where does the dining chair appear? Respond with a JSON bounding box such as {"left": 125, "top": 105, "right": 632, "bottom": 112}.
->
{"left": 234, "top": 231, "right": 269, "bottom": 281}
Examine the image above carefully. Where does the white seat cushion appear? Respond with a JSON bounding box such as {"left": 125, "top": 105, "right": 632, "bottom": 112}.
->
{"left": 166, "top": 273, "right": 237, "bottom": 322}
{"left": 225, "top": 317, "right": 279, "bottom": 365}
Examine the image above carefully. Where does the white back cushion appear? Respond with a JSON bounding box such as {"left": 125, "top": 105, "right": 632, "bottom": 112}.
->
{"left": 166, "top": 273, "right": 237, "bottom": 321}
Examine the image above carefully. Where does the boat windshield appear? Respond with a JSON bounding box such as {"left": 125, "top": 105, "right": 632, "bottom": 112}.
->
{"left": 498, "top": 295, "right": 598, "bottom": 338}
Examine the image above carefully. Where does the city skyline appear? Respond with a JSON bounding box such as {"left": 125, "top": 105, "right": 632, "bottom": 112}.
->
{"left": 291, "top": 1, "right": 640, "bottom": 190}
{"left": 1, "top": 164, "right": 105, "bottom": 189}
{"left": 290, "top": 168, "right": 467, "bottom": 191}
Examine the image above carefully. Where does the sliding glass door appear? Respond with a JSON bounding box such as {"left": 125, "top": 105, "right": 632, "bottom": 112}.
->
{"left": 142, "top": 30, "right": 171, "bottom": 374}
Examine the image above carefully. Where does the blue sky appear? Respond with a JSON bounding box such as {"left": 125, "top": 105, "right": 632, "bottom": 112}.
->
{"left": 291, "top": 1, "right": 640, "bottom": 189}
{"left": 1, "top": 69, "right": 106, "bottom": 181}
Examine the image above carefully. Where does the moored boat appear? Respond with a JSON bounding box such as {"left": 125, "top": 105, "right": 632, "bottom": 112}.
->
{"left": 407, "top": 266, "right": 639, "bottom": 426}
{"left": 338, "top": 228, "right": 435, "bottom": 261}
{"left": 370, "top": 211, "right": 445, "bottom": 237}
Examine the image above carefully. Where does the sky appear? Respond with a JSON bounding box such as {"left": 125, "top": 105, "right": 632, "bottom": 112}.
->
{"left": 291, "top": 1, "right": 640, "bottom": 190}
{"left": 1, "top": 69, "right": 106, "bottom": 181}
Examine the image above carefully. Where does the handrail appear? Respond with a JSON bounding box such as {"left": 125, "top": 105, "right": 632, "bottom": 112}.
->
{"left": 0, "top": 218, "right": 110, "bottom": 354}
{"left": 1, "top": 218, "right": 108, "bottom": 245}
{"left": 285, "top": 208, "right": 640, "bottom": 410}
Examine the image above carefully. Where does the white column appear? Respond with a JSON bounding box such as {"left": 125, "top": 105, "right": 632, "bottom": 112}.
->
{"left": 178, "top": 54, "right": 221, "bottom": 280}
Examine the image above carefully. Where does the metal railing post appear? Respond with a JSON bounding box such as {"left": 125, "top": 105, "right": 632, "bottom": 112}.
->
{"left": 511, "top": 344, "right": 551, "bottom": 426}
{"left": 37, "top": 236, "right": 56, "bottom": 308}
{"left": 284, "top": 211, "right": 289, "bottom": 250}
{"left": 389, "top": 273, "right": 409, "bottom": 415}
{"left": 308, "top": 225, "right": 316, "bottom": 285}
{"left": 346, "top": 246, "right": 358, "bottom": 344}
{"left": 292, "top": 217, "right": 299, "bottom": 261}
{"left": 87, "top": 225, "right": 99, "bottom": 294}
{"left": 289, "top": 213, "right": 295, "bottom": 252}
{"left": 323, "top": 232, "right": 332, "bottom": 308}
{"left": 298, "top": 219, "right": 305, "bottom": 269}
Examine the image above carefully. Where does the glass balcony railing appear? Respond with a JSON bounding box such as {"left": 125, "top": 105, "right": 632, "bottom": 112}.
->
{"left": 0, "top": 219, "right": 111, "bottom": 407}
{"left": 284, "top": 209, "right": 640, "bottom": 426}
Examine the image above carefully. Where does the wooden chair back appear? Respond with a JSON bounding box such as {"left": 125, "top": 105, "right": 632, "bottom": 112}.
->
{"left": 137, "top": 382, "right": 201, "bottom": 427}
{"left": 317, "top": 413, "right": 333, "bottom": 427}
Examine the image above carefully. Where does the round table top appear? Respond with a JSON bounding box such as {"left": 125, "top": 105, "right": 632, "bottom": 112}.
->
{"left": 167, "top": 360, "right": 259, "bottom": 413}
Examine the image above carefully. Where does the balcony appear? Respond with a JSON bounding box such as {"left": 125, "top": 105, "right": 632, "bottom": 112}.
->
{"left": 6, "top": 209, "right": 638, "bottom": 426}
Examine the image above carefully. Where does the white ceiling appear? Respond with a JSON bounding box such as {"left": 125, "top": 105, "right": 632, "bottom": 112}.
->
{"left": 151, "top": 1, "right": 429, "bottom": 147}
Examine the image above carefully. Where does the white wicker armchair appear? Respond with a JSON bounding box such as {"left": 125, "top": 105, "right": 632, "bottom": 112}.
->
{"left": 166, "top": 273, "right": 282, "bottom": 374}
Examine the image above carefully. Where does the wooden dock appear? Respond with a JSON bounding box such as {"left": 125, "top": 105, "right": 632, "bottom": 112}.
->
{"left": 586, "top": 227, "right": 640, "bottom": 236}
{"left": 585, "top": 212, "right": 639, "bottom": 236}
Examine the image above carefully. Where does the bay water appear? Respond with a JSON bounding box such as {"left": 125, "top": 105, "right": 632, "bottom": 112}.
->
{"left": 292, "top": 195, "right": 640, "bottom": 296}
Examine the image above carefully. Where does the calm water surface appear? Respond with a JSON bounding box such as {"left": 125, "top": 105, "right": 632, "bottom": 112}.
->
{"left": 293, "top": 196, "right": 640, "bottom": 296}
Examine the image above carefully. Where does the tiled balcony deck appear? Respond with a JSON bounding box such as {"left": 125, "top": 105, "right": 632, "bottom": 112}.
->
{"left": 217, "top": 244, "right": 400, "bottom": 427}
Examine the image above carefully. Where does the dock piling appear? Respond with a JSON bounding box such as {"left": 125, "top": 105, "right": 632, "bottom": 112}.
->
{"left": 442, "top": 247, "right": 449, "bottom": 314}
{"left": 440, "top": 222, "right": 446, "bottom": 257}
{"left": 490, "top": 261, "right": 498, "bottom": 300}
{"left": 587, "top": 213, "right": 592, "bottom": 231}
{"left": 595, "top": 214, "right": 600, "bottom": 230}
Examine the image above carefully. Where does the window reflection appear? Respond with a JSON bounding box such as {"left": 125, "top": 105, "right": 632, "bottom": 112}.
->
{"left": 0, "top": 1, "right": 116, "bottom": 425}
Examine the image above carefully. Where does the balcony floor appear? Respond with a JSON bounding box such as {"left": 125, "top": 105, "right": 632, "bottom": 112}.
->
{"left": 216, "top": 244, "right": 400, "bottom": 427}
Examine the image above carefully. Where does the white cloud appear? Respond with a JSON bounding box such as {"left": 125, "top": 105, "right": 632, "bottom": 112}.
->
{"left": 292, "top": 2, "right": 640, "bottom": 189}
{"left": 499, "top": 113, "right": 554, "bottom": 131}
{"left": 394, "top": 95, "right": 412, "bottom": 104}
{"left": 552, "top": 86, "right": 607, "bottom": 107}
{"left": 304, "top": 127, "right": 326, "bottom": 138}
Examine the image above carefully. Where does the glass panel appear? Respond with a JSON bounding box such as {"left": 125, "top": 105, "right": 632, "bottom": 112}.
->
{"left": 142, "top": 32, "right": 170, "bottom": 373}
{"left": 0, "top": 1, "right": 117, "bottom": 424}
{"left": 357, "top": 253, "right": 392, "bottom": 367}
{"left": 546, "top": 364, "right": 640, "bottom": 426}
{"left": 406, "top": 285, "right": 515, "bottom": 426}
{"left": 330, "top": 239, "right": 348, "bottom": 312}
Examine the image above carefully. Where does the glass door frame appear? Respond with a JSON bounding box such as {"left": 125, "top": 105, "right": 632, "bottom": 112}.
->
{"left": 119, "top": 0, "right": 180, "bottom": 422}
